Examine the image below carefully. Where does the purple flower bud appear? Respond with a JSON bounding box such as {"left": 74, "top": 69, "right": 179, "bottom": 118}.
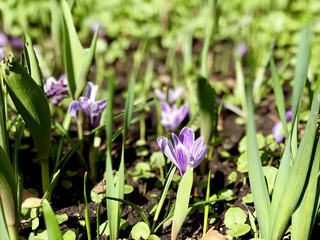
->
{"left": 272, "top": 109, "right": 292, "bottom": 143}
{"left": 44, "top": 74, "right": 69, "bottom": 105}
{"left": 157, "top": 126, "right": 208, "bottom": 176}
{"left": 90, "top": 21, "right": 106, "bottom": 39}
{"left": 160, "top": 102, "right": 189, "bottom": 132}
{"left": 154, "top": 86, "right": 185, "bottom": 105}
{"left": 9, "top": 37, "right": 24, "bottom": 49}
{"left": 68, "top": 82, "right": 107, "bottom": 128}
{"left": 236, "top": 42, "right": 247, "bottom": 57}
{"left": 0, "top": 32, "right": 8, "bottom": 46}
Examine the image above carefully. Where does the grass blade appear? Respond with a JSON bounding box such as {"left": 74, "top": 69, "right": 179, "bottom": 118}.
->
{"left": 270, "top": 57, "right": 288, "bottom": 138}
{"left": 0, "top": 80, "right": 9, "bottom": 157}
{"left": 271, "top": 25, "right": 310, "bottom": 214}
{"left": 84, "top": 172, "right": 91, "bottom": 240}
{"left": 42, "top": 199, "right": 63, "bottom": 240}
{"left": 23, "top": 32, "right": 43, "bottom": 88}
{"left": 246, "top": 83, "right": 270, "bottom": 238}
{"left": 268, "top": 82, "right": 320, "bottom": 239}
{"left": 0, "top": 198, "right": 10, "bottom": 240}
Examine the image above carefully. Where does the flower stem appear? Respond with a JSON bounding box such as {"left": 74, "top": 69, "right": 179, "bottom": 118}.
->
{"left": 40, "top": 158, "right": 50, "bottom": 195}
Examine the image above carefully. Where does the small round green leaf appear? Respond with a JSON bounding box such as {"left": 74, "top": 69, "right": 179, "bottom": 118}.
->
{"left": 131, "top": 222, "right": 150, "bottom": 240}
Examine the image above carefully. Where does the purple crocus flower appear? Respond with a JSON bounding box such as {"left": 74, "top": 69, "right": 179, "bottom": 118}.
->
{"left": 90, "top": 21, "right": 106, "bottom": 39}
{"left": 68, "top": 82, "right": 107, "bottom": 128}
{"left": 9, "top": 37, "right": 24, "bottom": 49}
{"left": 236, "top": 42, "right": 247, "bottom": 57}
{"left": 160, "top": 102, "right": 189, "bottom": 132}
{"left": 157, "top": 126, "right": 208, "bottom": 176}
{"left": 272, "top": 109, "right": 292, "bottom": 143}
{"left": 44, "top": 74, "right": 69, "bottom": 105}
{"left": 154, "top": 86, "right": 185, "bottom": 105}
{"left": 0, "top": 32, "right": 8, "bottom": 46}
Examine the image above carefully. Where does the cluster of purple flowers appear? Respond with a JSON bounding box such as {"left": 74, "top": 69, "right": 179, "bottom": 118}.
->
{"left": 154, "top": 86, "right": 189, "bottom": 132}
{"left": 44, "top": 75, "right": 69, "bottom": 105}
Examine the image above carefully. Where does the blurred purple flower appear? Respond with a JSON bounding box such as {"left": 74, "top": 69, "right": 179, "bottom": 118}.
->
{"left": 154, "top": 86, "right": 185, "bottom": 105}
{"left": 44, "top": 74, "right": 69, "bottom": 105}
{"left": 69, "top": 82, "right": 107, "bottom": 128}
{"left": 157, "top": 126, "right": 207, "bottom": 176}
{"left": 237, "top": 42, "right": 247, "bottom": 57}
{"left": 9, "top": 37, "right": 24, "bottom": 49}
{"left": 91, "top": 21, "right": 106, "bottom": 38}
{"left": 272, "top": 109, "right": 292, "bottom": 143}
{"left": 0, "top": 32, "right": 8, "bottom": 46}
{"left": 160, "top": 102, "right": 189, "bottom": 132}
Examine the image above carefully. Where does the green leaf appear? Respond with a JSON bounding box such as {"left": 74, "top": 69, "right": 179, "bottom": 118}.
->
{"left": 0, "top": 83, "right": 9, "bottom": 157}
{"left": 23, "top": 32, "right": 43, "bottom": 88}
{"left": 83, "top": 172, "right": 91, "bottom": 240}
{"left": 171, "top": 167, "right": 193, "bottom": 240}
{"left": 42, "top": 199, "right": 63, "bottom": 240}
{"left": 0, "top": 145, "right": 17, "bottom": 239}
{"left": 1, "top": 57, "right": 51, "bottom": 161}
{"left": 227, "top": 223, "right": 251, "bottom": 237}
{"left": 246, "top": 83, "right": 270, "bottom": 239}
{"left": 197, "top": 77, "right": 217, "bottom": 144}
{"left": 131, "top": 222, "right": 150, "bottom": 240}
{"left": 56, "top": 214, "right": 68, "bottom": 225}
{"left": 0, "top": 198, "right": 10, "bottom": 240}
{"left": 62, "top": 230, "right": 76, "bottom": 240}
{"left": 270, "top": 57, "right": 288, "bottom": 138}
{"left": 225, "top": 207, "right": 247, "bottom": 227}
{"left": 42, "top": 170, "right": 60, "bottom": 202}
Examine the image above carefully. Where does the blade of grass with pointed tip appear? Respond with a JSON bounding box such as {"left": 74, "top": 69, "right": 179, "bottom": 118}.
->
{"left": 171, "top": 167, "right": 193, "bottom": 240}
{"left": 270, "top": 57, "right": 288, "bottom": 138}
{"left": 74, "top": 27, "right": 99, "bottom": 99}
{"left": 151, "top": 165, "right": 176, "bottom": 233}
{"left": 268, "top": 83, "right": 320, "bottom": 240}
{"left": 1, "top": 56, "right": 51, "bottom": 193}
{"left": 196, "top": 77, "right": 217, "bottom": 144}
{"left": 23, "top": 32, "right": 43, "bottom": 89}
{"left": 291, "top": 134, "right": 320, "bottom": 240}
{"left": 61, "top": 0, "right": 84, "bottom": 98}
{"left": 83, "top": 172, "right": 91, "bottom": 240}
{"left": 105, "top": 76, "right": 117, "bottom": 239}
{"left": 42, "top": 199, "right": 63, "bottom": 240}
{"left": 42, "top": 170, "right": 60, "bottom": 202}
{"left": 270, "top": 25, "right": 310, "bottom": 228}
{"left": 246, "top": 83, "right": 270, "bottom": 239}
{"left": 0, "top": 80, "right": 9, "bottom": 157}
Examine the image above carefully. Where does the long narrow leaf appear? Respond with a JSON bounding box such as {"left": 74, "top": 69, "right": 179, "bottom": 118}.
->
{"left": 246, "top": 84, "right": 270, "bottom": 238}
{"left": 291, "top": 136, "right": 320, "bottom": 240}
{"left": 0, "top": 80, "right": 9, "bottom": 156}
{"left": 271, "top": 25, "right": 310, "bottom": 213}
{"left": 0, "top": 198, "right": 10, "bottom": 240}
{"left": 270, "top": 57, "right": 288, "bottom": 138}
{"left": 42, "top": 199, "right": 63, "bottom": 240}
{"left": 23, "top": 32, "right": 43, "bottom": 88}
{"left": 268, "top": 83, "right": 320, "bottom": 239}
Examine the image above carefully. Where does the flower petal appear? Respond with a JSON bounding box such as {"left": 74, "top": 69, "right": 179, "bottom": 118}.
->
{"left": 272, "top": 121, "right": 284, "bottom": 143}
{"left": 154, "top": 89, "right": 166, "bottom": 102}
{"left": 157, "top": 137, "right": 178, "bottom": 167}
{"left": 192, "top": 145, "right": 207, "bottom": 168}
{"left": 178, "top": 103, "right": 189, "bottom": 122}
{"left": 192, "top": 136, "right": 205, "bottom": 157}
{"left": 85, "top": 82, "right": 98, "bottom": 102}
{"left": 175, "top": 142, "right": 190, "bottom": 176}
{"left": 68, "top": 100, "right": 81, "bottom": 117}
{"left": 179, "top": 126, "right": 194, "bottom": 152}
{"left": 168, "top": 86, "right": 185, "bottom": 104}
